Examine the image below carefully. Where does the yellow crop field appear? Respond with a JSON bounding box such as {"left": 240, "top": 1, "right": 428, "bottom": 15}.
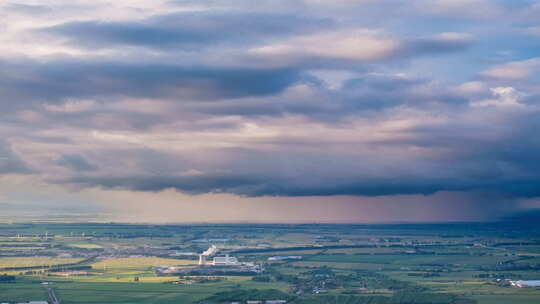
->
{"left": 91, "top": 257, "right": 197, "bottom": 270}
{"left": 0, "top": 257, "right": 83, "bottom": 268}
{"left": 68, "top": 243, "right": 103, "bottom": 249}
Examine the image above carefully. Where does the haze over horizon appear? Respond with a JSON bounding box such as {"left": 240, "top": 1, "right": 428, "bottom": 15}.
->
{"left": 1, "top": 0, "right": 540, "bottom": 223}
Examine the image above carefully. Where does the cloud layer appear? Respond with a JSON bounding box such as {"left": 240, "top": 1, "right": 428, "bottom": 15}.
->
{"left": 1, "top": 0, "right": 540, "bottom": 221}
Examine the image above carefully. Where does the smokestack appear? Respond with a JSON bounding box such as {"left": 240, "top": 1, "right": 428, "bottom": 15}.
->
{"left": 198, "top": 254, "right": 206, "bottom": 265}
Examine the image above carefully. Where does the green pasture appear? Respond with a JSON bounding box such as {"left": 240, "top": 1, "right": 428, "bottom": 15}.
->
{"left": 305, "top": 253, "right": 516, "bottom": 267}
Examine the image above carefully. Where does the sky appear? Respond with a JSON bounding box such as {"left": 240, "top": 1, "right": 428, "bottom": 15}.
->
{"left": 1, "top": 0, "right": 540, "bottom": 223}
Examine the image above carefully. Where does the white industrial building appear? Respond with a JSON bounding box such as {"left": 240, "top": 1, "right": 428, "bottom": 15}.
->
{"left": 213, "top": 254, "right": 239, "bottom": 266}
{"left": 267, "top": 256, "right": 302, "bottom": 261}
{"left": 197, "top": 245, "right": 240, "bottom": 266}
{"left": 510, "top": 280, "right": 540, "bottom": 288}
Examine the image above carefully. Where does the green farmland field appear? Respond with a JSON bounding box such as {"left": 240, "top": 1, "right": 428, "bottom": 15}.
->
{"left": 1, "top": 222, "right": 539, "bottom": 303}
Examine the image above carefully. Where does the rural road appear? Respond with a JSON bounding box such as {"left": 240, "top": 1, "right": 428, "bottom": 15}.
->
{"left": 48, "top": 287, "right": 60, "bottom": 304}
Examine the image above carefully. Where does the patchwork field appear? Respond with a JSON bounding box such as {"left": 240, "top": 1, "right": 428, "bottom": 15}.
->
{"left": 0, "top": 222, "right": 539, "bottom": 303}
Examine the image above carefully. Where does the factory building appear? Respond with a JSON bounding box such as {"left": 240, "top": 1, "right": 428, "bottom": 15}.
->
{"left": 197, "top": 245, "right": 239, "bottom": 266}
{"left": 213, "top": 254, "right": 239, "bottom": 266}
{"left": 156, "top": 245, "right": 261, "bottom": 276}
{"left": 510, "top": 280, "right": 540, "bottom": 288}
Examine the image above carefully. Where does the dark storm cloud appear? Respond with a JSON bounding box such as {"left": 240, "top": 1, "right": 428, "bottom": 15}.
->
{"left": 67, "top": 173, "right": 261, "bottom": 194}
{"left": 64, "top": 155, "right": 540, "bottom": 198}
{"left": 66, "top": 174, "right": 323, "bottom": 196}
{"left": 60, "top": 163, "right": 540, "bottom": 197}
{"left": 41, "top": 12, "right": 333, "bottom": 50}
{"left": 44, "top": 90, "right": 540, "bottom": 199}
{"left": 0, "top": 60, "right": 304, "bottom": 104}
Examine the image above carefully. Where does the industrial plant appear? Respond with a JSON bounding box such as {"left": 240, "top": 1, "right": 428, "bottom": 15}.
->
{"left": 155, "top": 245, "right": 262, "bottom": 276}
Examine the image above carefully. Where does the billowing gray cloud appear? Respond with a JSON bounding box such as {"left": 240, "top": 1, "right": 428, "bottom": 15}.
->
{"left": 41, "top": 12, "right": 333, "bottom": 50}
{"left": 193, "top": 74, "right": 466, "bottom": 119}
{"left": 0, "top": 60, "right": 305, "bottom": 105}
{"left": 42, "top": 98, "right": 540, "bottom": 198}
{"left": 35, "top": 12, "right": 474, "bottom": 70}
{"left": 57, "top": 126, "right": 540, "bottom": 197}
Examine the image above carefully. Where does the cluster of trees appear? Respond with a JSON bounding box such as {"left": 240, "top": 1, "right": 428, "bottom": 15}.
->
{"left": 0, "top": 274, "right": 15, "bottom": 283}
{"left": 203, "top": 289, "right": 291, "bottom": 303}
{"left": 265, "top": 266, "right": 424, "bottom": 292}
{"left": 347, "top": 269, "right": 421, "bottom": 291}
{"left": 477, "top": 263, "right": 540, "bottom": 272}
{"left": 407, "top": 272, "right": 441, "bottom": 278}
{"left": 475, "top": 272, "right": 519, "bottom": 279}
{"left": 291, "top": 292, "right": 476, "bottom": 304}
{"left": 203, "top": 289, "right": 476, "bottom": 304}
{"left": 252, "top": 275, "right": 272, "bottom": 282}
